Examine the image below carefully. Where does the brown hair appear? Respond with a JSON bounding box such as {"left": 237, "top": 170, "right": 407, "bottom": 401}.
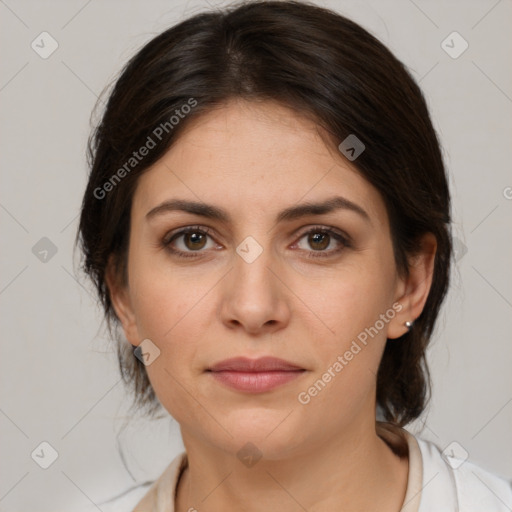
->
{"left": 77, "top": 0, "right": 452, "bottom": 426}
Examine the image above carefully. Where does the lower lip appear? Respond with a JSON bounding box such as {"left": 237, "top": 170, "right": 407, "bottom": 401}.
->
{"left": 208, "top": 370, "right": 305, "bottom": 393}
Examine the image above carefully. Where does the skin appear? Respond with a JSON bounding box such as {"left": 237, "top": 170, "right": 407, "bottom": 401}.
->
{"left": 107, "top": 98, "right": 437, "bottom": 511}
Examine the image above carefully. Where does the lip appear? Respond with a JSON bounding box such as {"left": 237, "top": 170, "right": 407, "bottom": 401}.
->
{"left": 208, "top": 356, "right": 304, "bottom": 372}
{"left": 206, "top": 357, "right": 306, "bottom": 393}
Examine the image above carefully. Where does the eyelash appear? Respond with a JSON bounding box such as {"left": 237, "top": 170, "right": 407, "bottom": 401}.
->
{"left": 161, "top": 225, "right": 351, "bottom": 260}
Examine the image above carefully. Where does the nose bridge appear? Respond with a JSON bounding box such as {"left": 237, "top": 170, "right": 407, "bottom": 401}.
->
{"left": 220, "top": 232, "right": 288, "bottom": 331}
{"left": 233, "top": 233, "right": 279, "bottom": 296}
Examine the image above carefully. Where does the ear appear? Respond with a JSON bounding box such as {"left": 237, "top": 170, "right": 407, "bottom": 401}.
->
{"left": 105, "top": 255, "right": 141, "bottom": 347}
{"left": 387, "top": 232, "right": 437, "bottom": 339}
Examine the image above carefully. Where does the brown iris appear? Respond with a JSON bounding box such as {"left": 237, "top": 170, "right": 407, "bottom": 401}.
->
{"left": 184, "top": 231, "right": 207, "bottom": 250}
{"left": 308, "top": 232, "right": 330, "bottom": 251}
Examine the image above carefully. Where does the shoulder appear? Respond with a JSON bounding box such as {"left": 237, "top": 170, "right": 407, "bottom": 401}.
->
{"left": 93, "top": 484, "right": 152, "bottom": 512}
{"left": 90, "top": 451, "right": 187, "bottom": 512}
{"left": 413, "top": 434, "right": 512, "bottom": 511}
{"left": 131, "top": 451, "right": 188, "bottom": 512}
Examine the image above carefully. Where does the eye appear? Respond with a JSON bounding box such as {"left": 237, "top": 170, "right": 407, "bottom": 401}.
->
{"left": 161, "top": 225, "right": 351, "bottom": 259}
{"left": 162, "top": 226, "right": 217, "bottom": 258}
{"left": 293, "top": 226, "right": 351, "bottom": 259}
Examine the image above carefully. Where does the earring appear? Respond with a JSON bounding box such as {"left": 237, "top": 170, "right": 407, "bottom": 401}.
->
{"left": 405, "top": 320, "right": 414, "bottom": 330}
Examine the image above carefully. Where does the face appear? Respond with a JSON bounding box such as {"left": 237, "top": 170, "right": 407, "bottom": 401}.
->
{"left": 109, "top": 99, "right": 432, "bottom": 460}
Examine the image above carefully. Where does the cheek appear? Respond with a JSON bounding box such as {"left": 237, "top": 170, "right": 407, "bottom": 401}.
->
{"left": 301, "top": 263, "right": 394, "bottom": 347}
{"left": 128, "top": 260, "right": 216, "bottom": 394}
{"left": 292, "top": 264, "right": 395, "bottom": 416}
{"left": 128, "top": 244, "right": 207, "bottom": 338}
{"left": 293, "top": 274, "right": 391, "bottom": 416}
{"left": 129, "top": 271, "right": 209, "bottom": 419}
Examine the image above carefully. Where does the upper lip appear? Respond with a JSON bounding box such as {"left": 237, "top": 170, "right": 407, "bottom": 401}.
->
{"left": 207, "top": 356, "right": 304, "bottom": 372}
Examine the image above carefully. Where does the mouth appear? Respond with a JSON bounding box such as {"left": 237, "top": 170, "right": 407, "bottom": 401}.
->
{"left": 206, "top": 356, "right": 307, "bottom": 393}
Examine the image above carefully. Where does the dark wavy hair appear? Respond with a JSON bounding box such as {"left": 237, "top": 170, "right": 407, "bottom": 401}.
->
{"left": 77, "top": 0, "right": 452, "bottom": 428}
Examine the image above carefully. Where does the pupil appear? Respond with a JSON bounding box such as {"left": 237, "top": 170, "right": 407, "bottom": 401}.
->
{"left": 188, "top": 233, "right": 205, "bottom": 249}
{"left": 311, "top": 232, "right": 328, "bottom": 250}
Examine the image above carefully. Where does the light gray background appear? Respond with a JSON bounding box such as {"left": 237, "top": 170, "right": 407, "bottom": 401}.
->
{"left": 1, "top": 0, "right": 511, "bottom": 510}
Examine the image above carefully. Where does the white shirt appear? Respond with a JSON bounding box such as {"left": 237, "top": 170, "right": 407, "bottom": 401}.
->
{"left": 96, "top": 427, "right": 512, "bottom": 511}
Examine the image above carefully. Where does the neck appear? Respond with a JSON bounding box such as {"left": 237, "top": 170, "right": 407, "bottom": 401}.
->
{"left": 175, "top": 422, "right": 409, "bottom": 512}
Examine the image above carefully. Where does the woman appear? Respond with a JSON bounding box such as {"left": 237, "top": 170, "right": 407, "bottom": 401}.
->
{"left": 77, "top": 1, "right": 512, "bottom": 510}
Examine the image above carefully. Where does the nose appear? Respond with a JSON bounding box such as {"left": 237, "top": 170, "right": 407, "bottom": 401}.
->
{"left": 219, "top": 241, "right": 291, "bottom": 335}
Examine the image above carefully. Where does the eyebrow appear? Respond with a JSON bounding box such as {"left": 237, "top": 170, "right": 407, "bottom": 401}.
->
{"left": 146, "top": 196, "right": 371, "bottom": 225}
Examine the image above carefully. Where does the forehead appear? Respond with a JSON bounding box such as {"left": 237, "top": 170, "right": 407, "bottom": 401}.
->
{"left": 132, "top": 99, "right": 388, "bottom": 228}
{"left": 166, "top": 99, "right": 345, "bottom": 173}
